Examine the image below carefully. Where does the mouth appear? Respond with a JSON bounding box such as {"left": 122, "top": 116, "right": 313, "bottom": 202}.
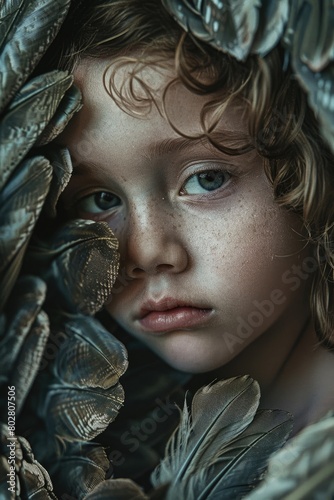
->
{"left": 137, "top": 298, "right": 213, "bottom": 334}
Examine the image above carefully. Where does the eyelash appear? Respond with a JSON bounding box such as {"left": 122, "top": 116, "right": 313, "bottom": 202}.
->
{"left": 179, "top": 168, "right": 232, "bottom": 197}
{"left": 73, "top": 164, "right": 234, "bottom": 217}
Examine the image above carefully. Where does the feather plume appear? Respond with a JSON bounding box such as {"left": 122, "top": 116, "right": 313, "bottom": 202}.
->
{"left": 293, "top": 0, "right": 334, "bottom": 72}
{"left": 48, "top": 442, "right": 110, "bottom": 499}
{"left": 251, "top": 0, "right": 289, "bottom": 57}
{"left": 85, "top": 478, "right": 150, "bottom": 500}
{"left": 162, "top": 0, "right": 289, "bottom": 60}
{"left": 152, "top": 376, "right": 260, "bottom": 487}
{"left": 152, "top": 377, "right": 292, "bottom": 500}
{"left": 53, "top": 317, "right": 128, "bottom": 390}
{"left": 0, "top": 424, "right": 57, "bottom": 499}
{"left": 0, "top": 0, "right": 71, "bottom": 111}
{"left": 0, "top": 156, "right": 52, "bottom": 309}
{"left": 245, "top": 412, "right": 334, "bottom": 499}
{"left": 0, "top": 71, "right": 73, "bottom": 191}
{"left": 0, "top": 276, "right": 50, "bottom": 414}
{"left": 25, "top": 219, "right": 119, "bottom": 315}
{"left": 283, "top": 0, "right": 334, "bottom": 157}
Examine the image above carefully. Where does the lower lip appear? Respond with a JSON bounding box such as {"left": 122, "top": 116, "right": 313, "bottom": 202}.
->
{"left": 138, "top": 307, "right": 212, "bottom": 333}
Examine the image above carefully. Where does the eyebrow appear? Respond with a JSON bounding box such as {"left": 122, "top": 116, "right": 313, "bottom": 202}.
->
{"left": 146, "top": 136, "right": 207, "bottom": 157}
{"left": 71, "top": 136, "right": 208, "bottom": 176}
{"left": 71, "top": 130, "right": 250, "bottom": 175}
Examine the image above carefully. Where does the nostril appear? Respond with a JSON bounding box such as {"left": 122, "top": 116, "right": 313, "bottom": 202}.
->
{"left": 130, "top": 266, "right": 146, "bottom": 278}
{"left": 155, "top": 264, "right": 174, "bottom": 274}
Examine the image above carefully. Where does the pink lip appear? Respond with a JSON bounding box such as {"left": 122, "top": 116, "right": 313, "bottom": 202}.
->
{"left": 137, "top": 298, "right": 212, "bottom": 333}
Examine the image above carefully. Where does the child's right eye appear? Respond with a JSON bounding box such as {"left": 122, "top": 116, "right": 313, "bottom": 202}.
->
{"left": 77, "top": 192, "right": 121, "bottom": 214}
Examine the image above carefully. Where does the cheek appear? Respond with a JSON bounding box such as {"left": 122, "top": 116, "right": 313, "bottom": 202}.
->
{"left": 188, "top": 202, "right": 307, "bottom": 301}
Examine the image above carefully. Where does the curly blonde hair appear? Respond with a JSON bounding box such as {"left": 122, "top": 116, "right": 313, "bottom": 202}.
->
{"left": 44, "top": 0, "right": 334, "bottom": 348}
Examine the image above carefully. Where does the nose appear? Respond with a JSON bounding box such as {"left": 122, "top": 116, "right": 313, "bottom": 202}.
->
{"left": 122, "top": 203, "right": 189, "bottom": 278}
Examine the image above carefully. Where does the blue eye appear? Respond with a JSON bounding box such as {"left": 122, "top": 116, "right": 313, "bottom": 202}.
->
{"left": 77, "top": 192, "right": 121, "bottom": 214}
{"left": 181, "top": 170, "right": 230, "bottom": 195}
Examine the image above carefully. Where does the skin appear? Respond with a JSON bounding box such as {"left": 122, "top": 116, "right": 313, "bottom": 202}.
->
{"left": 60, "top": 58, "right": 334, "bottom": 432}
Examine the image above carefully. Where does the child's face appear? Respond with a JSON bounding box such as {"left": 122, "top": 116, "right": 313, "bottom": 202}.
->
{"left": 61, "top": 58, "right": 310, "bottom": 374}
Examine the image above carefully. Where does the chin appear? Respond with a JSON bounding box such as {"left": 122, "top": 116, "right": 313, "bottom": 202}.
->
{"left": 155, "top": 350, "right": 233, "bottom": 374}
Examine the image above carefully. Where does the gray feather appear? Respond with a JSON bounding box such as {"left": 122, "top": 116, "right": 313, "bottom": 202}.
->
{"left": 151, "top": 376, "right": 261, "bottom": 488}
{"left": 251, "top": 0, "right": 289, "bottom": 57}
{"left": 0, "top": 0, "right": 71, "bottom": 112}
{"left": 0, "top": 276, "right": 47, "bottom": 388}
{"left": 0, "top": 156, "right": 52, "bottom": 309}
{"left": 283, "top": 0, "right": 334, "bottom": 156}
{"left": 245, "top": 412, "right": 334, "bottom": 499}
{"left": 84, "top": 478, "right": 150, "bottom": 500}
{"left": 26, "top": 219, "right": 120, "bottom": 315}
{"left": 48, "top": 442, "right": 110, "bottom": 499}
{"left": 0, "top": 70, "right": 73, "bottom": 191}
{"left": 162, "top": 0, "right": 289, "bottom": 60}
{"left": 197, "top": 409, "right": 292, "bottom": 499}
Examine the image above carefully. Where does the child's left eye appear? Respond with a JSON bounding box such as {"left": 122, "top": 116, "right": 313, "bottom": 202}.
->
{"left": 180, "top": 170, "right": 230, "bottom": 195}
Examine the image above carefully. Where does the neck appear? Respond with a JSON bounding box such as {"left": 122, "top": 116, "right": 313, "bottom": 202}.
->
{"left": 196, "top": 310, "right": 334, "bottom": 434}
{"left": 260, "top": 322, "right": 334, "bottom": 434}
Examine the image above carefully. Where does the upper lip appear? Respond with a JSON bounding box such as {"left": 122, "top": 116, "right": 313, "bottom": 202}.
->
{"left": 137, "top": 297, "right": 211, "bottom": 319}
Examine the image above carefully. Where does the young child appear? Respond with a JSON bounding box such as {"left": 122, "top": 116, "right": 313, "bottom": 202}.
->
{"left": 49, "top": 0, "right": 334, "bottom": 439}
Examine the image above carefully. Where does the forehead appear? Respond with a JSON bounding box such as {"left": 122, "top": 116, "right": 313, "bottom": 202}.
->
{"left": 62, "top": 57, "right": 248, "bottom": 166}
